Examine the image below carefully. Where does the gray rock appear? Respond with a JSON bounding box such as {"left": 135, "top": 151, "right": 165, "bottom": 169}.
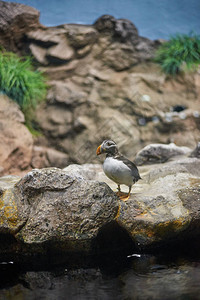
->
{"left": 0, "top": 155, "right": 200, "bottom": 257}
{"left": 69, "top": 157, "right": 200, "bottom": 249}
{"left": 14, "top": 168, "right": 119, "bottom": 253}
{"left": 94, "top": 15, "right": 139, "bottom": 43}
{"left": 190, "top": 142, "right": 200, "bottom": 158}
{"left": 134, "top": 143, "right": 192, "bottom": 165}
{"left": 63, "top": 163, "right": 102, "bottom": 180}
{"left": 0, "top": 175, "right": 21, "bottom": 193}
{"left": 95, "top": 156, "right": 200, "bottom": 248}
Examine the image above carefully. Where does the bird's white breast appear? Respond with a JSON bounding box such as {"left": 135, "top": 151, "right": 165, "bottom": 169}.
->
{"left": 103, "top": 157, "right": 133, "bottom": 186}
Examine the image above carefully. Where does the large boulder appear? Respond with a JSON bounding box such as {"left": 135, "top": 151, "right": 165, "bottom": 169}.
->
{"left": 65, "top": 154, "right": 200, "bottom": 250}
{"left": 0, "top": 168, "right": 119, "bottom": 256}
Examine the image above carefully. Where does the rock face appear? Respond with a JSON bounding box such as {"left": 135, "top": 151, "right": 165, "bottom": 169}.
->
{"left": 31, "top": 16, "right": 199, "bottom": 165}
{"left": 0, "top": 1, "right": 200, "bottom": 172}
{"left": 0, "top": 145, "right": 200, "bottom": 259}
{"left": 0, "top": 1, "right": 41, "bottom": 53}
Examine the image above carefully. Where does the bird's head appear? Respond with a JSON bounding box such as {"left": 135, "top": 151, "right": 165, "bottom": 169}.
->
{"left": 96, "top": 140, "right": 118, "bottom": 156}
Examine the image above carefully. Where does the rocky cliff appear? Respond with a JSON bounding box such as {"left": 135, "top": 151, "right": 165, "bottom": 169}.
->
{"left": 0, "top": 1, "right": 200, "bottom": 174}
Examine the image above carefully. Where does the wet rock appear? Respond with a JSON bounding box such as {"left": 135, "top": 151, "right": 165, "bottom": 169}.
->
{"left": 134, "top": 143, "right": 191, "bottom": 165}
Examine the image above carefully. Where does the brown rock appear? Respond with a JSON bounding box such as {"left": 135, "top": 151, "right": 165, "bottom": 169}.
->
{"left": 102, "top": 43, "right": 138, "bottom": 71}
{"left": 64, "top": 24, "right": 98, "bottom": 48}
{"left": 0, "top": 1, "right": 41, "bottom": 52}
{"left": 0, "top": 95, "right": 33, "bottom": 176}
{"left": 0, "top": 2, "right": 199, "bottom": 169}
{"left": 29, "top": 43, "right": 48, "bottom": 65}
{"left": 31, "top": 146, "right": 69, "bottom": 169}
{"left": 46, "top": 38, "right": 74, "bottom": 64}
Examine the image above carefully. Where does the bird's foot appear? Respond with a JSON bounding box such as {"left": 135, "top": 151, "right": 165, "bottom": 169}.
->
{"left": 116, "top": 191, "right": 123, "bottom": 197}
{"left": 116, "top": 191, "right": 130, "bottom": 201}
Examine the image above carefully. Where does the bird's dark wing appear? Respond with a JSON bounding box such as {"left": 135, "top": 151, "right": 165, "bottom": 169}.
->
{"left": 115, "top": 155, "right": 141, "bottom": 181}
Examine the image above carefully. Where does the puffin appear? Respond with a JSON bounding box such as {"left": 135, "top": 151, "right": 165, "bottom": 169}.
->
{"left": 96, "top": 140, "right": 141, "bottom": 200}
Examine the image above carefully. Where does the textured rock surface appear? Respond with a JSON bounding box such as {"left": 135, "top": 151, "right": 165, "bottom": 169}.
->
{"left": 0, "top": 175, "right": 29, "bottom": 234}
{"left": 0, "top": 1, "right": 41, "bottom": 53}
{"left": 190, "top": 142, "right": 200, "bottom": 158}
{"left": 65, "top": 153, "right": 200, "bottom": 249}
{"left": 134, "top": 143, "right": 192, "bottom": 165}
{"left": 0, "top": 168, "right": 119, "bottom": 255}
{"left": 0, "top": 2, "right": 200, "bottom": 173}
{"left": 0, "top": 147, "right": 200, "bottom": 258}
{"left": 0, "top": 95, "right": 33, "bottom": 176}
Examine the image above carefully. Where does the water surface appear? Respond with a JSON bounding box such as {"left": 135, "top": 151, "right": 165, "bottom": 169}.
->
{"left": 4, "top": 0, "right": 200, "bottom": 39}
{"left": 1, "top": 253, "right": 200, "bottom": 300}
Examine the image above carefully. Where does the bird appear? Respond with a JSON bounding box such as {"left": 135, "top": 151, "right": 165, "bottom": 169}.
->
{"left": 96, "top": 140, "right": 141, "bottom": 200}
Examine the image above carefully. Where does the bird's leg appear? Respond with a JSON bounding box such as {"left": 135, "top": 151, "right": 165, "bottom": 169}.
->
{"left": 116, "top": 185, "right": 124, "bottom": 197}
{"left": 129, "top": 185, "right": 132, "bottom": 195}
{"left": 119, "top": 186, "right": 131, "bottom": 201}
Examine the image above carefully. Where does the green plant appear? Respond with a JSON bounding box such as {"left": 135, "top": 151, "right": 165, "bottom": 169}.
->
{"left": 154, "top": 32, "right": 200, "bottom": 75}
{"left": 0, "top": 51, "right": 47, "bottom": 110}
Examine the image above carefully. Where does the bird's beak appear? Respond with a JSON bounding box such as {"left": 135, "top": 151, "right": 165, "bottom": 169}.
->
{"left": 96, "top": 145, "right": 102, "bottom": 155}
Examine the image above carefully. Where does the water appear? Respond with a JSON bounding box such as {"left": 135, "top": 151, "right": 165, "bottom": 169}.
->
{"left": 4, "top": 0, "right": 200, "bottom": 39}
{"left": 1, "top": 253, "right": 200, "bottom": 300}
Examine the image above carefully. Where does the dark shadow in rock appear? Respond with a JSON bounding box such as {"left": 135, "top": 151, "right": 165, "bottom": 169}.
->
{"left": 93, "top": 221, "right": 136, "bottom": 255}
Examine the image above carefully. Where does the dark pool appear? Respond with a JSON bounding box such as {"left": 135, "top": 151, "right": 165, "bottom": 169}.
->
{"left": 1, "top": 251, "right": 200, "bottom": 300}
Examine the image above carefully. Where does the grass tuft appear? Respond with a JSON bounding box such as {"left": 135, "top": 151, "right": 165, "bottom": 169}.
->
{"left": 0, "top": 50, "right": 47, "bottom": 133}
{"left": 154, "top": 32, "right": 200, "bottom": 76}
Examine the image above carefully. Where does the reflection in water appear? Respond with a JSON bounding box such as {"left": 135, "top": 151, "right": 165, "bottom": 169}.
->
{"left": 1, "top": 254, "right": 200, "bottom": 300}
